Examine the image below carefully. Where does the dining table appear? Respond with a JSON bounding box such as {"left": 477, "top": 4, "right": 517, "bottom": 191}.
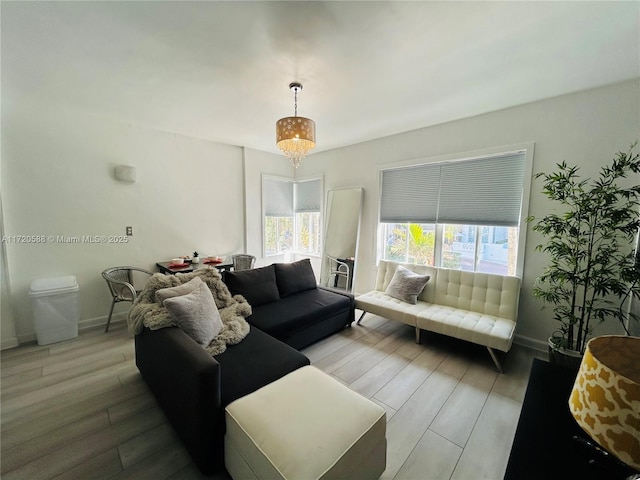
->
{"left": 156, "top": 259, "right": 233, "bottom": 275}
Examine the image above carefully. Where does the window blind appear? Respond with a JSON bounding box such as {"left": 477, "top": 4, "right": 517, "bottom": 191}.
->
{"left": 294, "top": 179, "right": 322, "bottom": 212}
{"left": 380, "top": 163, "right": 440, "bottom": 223}
{"left": 380, "top": 151, "right": 526, "bottom": 226}
{"left": 264, "top": 178, "right": 293, "bottom": 217}
{"left": 438, "top": 153, "right": 526, "bottom": 226}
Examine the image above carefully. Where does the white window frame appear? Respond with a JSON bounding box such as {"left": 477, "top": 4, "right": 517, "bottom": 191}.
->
{"left": 262, "top": 174, "right": 293, "bottom": 258}
{"left": 376, "top": 143, "right": 534, "bottom": 277}
{"left": 262, "top": 174, "right": 324, "bottom": 258}
{"left": 293, "top": 176, "right": 324, "bottom": 258}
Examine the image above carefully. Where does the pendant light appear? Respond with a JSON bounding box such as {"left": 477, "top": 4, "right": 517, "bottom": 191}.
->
{"left": 276, "top": 82, "right": 316, "bottom": 168}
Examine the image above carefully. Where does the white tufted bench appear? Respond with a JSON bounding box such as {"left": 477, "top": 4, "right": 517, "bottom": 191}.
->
{"left": 355, "top": 260, "right": 521, "bottom": 372}
{"left": 225, "top": 366, "right": 387, "bottom": 480}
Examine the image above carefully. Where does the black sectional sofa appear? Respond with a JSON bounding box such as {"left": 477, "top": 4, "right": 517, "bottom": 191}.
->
{"left": 223, "top": 258, "right": 355, "bottom": 349}
{"left": 134, "top": 259, "right": 354, "bottom": 474}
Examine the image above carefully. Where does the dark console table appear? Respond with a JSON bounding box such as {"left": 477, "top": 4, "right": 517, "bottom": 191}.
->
{"left": 505, "top": 358, "right": 638, "bottom": 480}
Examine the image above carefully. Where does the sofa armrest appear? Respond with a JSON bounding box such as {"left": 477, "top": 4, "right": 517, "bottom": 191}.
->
{"left": 318, "top": 284, "right": 354, "bottom": 299}
{"left": 318, "top": 285, "right": 355, "bottom": 325}
{"left": 135, "top": 327, "right": 223, "bottom": 473}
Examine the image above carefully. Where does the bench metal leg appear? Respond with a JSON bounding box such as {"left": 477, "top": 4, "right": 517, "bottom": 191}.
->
{"left": 356, "top": 311, "right": 367, "bottom": 325}
{"left": 487, "top": 347, "right": 504, "bottom": 374}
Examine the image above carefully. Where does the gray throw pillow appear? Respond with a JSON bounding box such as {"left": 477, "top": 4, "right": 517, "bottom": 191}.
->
{"left": 163, "top": 281, "right": 223, "bottom": 346}
{"left": 155, "top": 276, "right": 204, "bottom": 303}
{"left": 385, "top": 265, "right": 430, "bottom": 304}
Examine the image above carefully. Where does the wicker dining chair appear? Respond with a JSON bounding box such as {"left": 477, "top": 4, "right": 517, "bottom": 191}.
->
{"left": 232, "top": 254, "right": 256, "bottom": 271}
{"left": 101, "top": 266, "right": 153, "bottom": 332}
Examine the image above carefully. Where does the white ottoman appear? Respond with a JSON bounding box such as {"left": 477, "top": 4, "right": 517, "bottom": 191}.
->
{"left": 225, "top": 366, "right": 387, "bottom": 480}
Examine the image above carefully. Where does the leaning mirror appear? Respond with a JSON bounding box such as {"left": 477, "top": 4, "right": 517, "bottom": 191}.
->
{"left": 320, "top": 187, "right": 364, "bottom": 292}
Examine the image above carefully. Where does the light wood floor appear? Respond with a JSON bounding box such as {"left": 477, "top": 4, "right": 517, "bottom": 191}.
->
{"left": 1, "top": 313, "right": 545, "bottom": 479}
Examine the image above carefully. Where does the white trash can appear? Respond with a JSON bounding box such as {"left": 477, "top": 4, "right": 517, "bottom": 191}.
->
{"left": 30, "top": 275, "right": 79, "bottom": 345}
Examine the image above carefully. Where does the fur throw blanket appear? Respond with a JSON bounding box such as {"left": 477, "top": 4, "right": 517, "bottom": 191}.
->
{"left": 128, "top": 268, "right": 251, "bottom": 355}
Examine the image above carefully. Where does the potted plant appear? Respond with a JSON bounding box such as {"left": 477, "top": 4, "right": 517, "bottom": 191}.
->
{"left": 527, "top": 144, "right": 640, "bottom": 369}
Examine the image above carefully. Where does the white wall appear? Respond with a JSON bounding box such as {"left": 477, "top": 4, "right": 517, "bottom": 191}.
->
{"left": 2, "top": 102, "right": 245, "bottom": 342}
{"left": 296, "top": 79, "right": 640, "bottom": 350}
{"left": 3, "top": 80, "right": 638, "bottom": 348}
{"left": 1, "top": 193, "right": 18, "bottom": 349}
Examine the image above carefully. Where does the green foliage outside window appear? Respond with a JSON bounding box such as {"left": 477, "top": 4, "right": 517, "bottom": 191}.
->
{"left": 382, "top": 223, "right": 516, "bottom": 274}
{"left": 264, "top": 216, "right": 293, "bottom": 255}
{"left": 388, "top": 223, "right": 435, "bottom": 265}
{"left": 442, "top": 225, "right": 472, "bottom": 270}
{"left": 294, "top": 212, "right": 320, "bottom": 255}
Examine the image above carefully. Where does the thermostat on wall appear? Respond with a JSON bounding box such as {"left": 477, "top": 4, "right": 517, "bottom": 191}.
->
{"left": 115, "top": 165, "right": 136, "bottom": 183}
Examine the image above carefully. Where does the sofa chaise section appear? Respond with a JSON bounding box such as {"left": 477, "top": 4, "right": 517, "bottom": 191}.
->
{"left": 135, "top": 326, "right": 309, "bottom": 474}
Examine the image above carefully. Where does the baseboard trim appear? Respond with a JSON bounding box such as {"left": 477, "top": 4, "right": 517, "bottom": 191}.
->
{"left": 1, "top": 336, "right": 19, "bottom": 350}
{"left": 3, "top": 316, "right": 551, "bottom": 354}
{"left": 9, "top": 313, "right": 129, "bottom": 349}
{"left": 513, "top": 334, "right": 547, "bottom": 353}
{"left": 78, "top": 312, "right": 127, "bottom": 331}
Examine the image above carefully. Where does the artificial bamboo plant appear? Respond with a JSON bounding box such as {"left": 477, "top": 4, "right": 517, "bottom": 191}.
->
{"left": 527, "top": 144, "right": 640, "bottom": 354}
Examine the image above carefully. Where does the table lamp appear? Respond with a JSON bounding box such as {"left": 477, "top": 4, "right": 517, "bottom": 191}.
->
{"left": 569, "top": 335, "right": 640, "bottom": 475}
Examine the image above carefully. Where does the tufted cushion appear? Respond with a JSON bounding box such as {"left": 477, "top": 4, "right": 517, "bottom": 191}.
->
{"left": 432, "top": 269, "right": 520, "bottom": 320}
{"left": 416, "top": 305, "right": 516, "bottom": 352}
{"left": 355, "top": 290, "right": 429, "bottom": 328}
{"left": 357, "top": 260, "right": 521, "bottom": 353}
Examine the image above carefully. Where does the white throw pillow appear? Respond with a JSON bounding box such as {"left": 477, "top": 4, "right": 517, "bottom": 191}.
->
{"left": 385, "top": 265, "right": 430, "bottom": 305}
{"left": 163, "top": 281, "right": 223, "bottom": 346}
{"left": 155, "top": 276, "right": 203, "bottom": 303}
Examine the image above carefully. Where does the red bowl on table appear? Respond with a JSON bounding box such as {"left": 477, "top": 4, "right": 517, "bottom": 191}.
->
{"left": 204, "top": 257, "right": 223, "bottom": 265}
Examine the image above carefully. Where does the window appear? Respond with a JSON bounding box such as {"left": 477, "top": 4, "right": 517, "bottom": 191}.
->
{"left": 263, "top": 177, "right": 293, "bottom": 256}
{"left": 265, "top": 216, "right": 294, "bottom": 255}
{"left": 442, "top": 224, "right": 518, "bottom": 274}
{"left": 295, "top": 212, "right": 321, "bottom": 255}
{"left": 378, "top": 149, "right": 530, "bottom": 276}
{"left": 294, "top": 179, "right": 322, "bottom": 255}
{"left": 382, "top": 223, "right": 435, "bottom": 265}
{"left": 263, "top": 176, "right": 322, "bottom": 257}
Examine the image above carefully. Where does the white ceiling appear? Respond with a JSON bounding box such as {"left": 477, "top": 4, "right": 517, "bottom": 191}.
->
{"left": 3, "top": 1, "right": 639, "bottom": 155}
